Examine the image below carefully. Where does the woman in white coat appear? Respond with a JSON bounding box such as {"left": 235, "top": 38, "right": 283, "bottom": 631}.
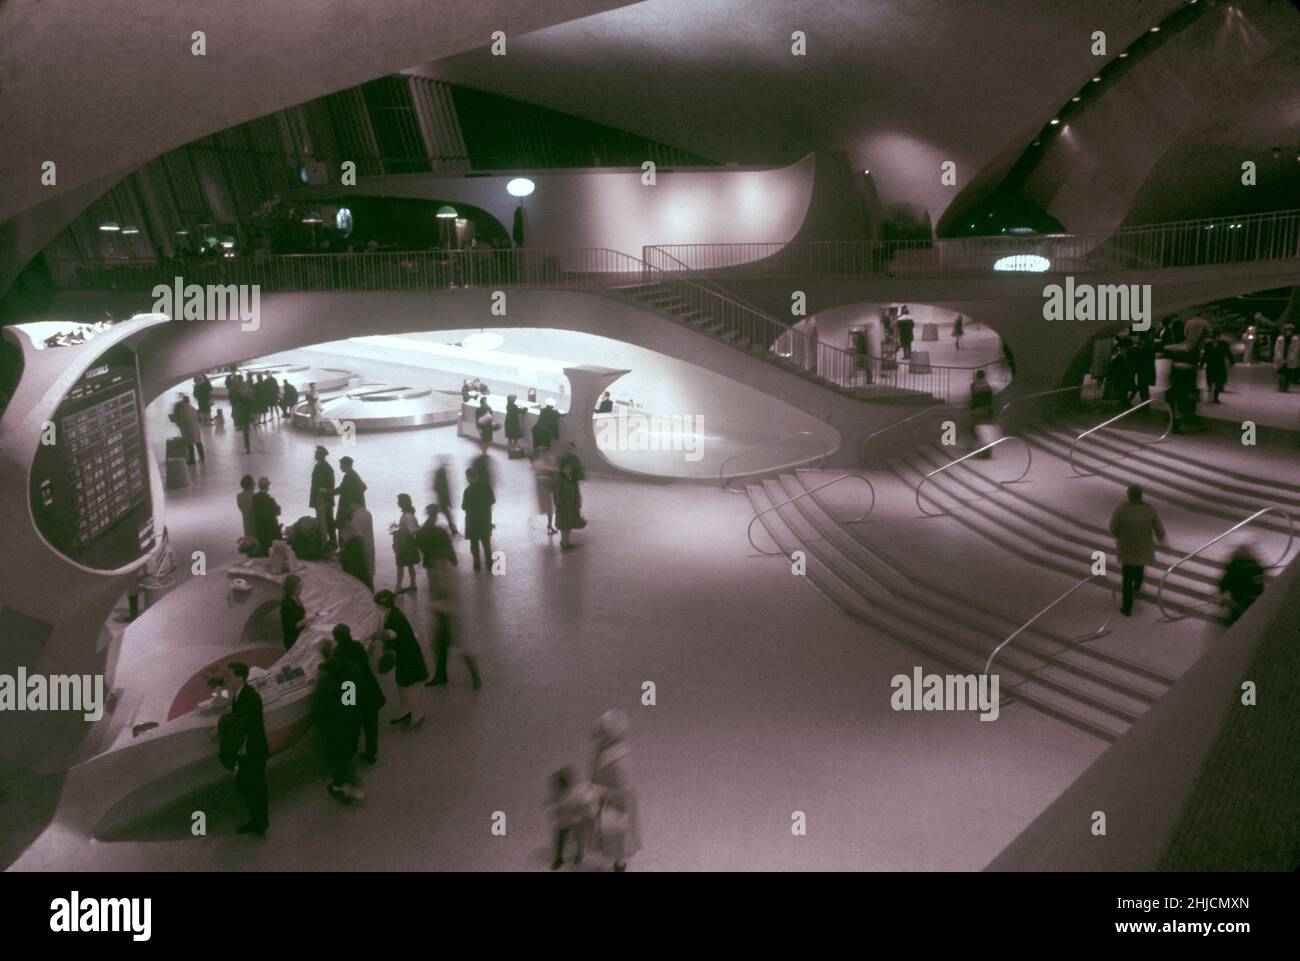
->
{"left": 591, "top": 709, "right": 641, "bottom": 871}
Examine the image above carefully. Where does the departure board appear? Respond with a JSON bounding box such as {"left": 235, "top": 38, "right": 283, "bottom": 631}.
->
{"left": 31, "top": 344, "right": 155, "bottom": 569}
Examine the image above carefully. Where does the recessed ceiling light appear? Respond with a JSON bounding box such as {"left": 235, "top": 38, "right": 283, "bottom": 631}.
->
{"left": 1092, "top": 76, "right": 1101, "bottom": 83}
{"left": 1050, "top": 118, "right": 1060, "bottom": 125}
{"left": 1071, "top": 96, "right": 1082, "bottom": 102}
{"left": 1150, "top": 26, "right": 1160, "bottom": 33}
{"left": 1118, "top": 51, "right": 1129, "bottom": 58}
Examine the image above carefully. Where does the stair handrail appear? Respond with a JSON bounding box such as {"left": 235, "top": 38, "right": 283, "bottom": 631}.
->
{"left": 1068, "top": 399, "right": 1173, "bottom": 477}
{"left": 996, "top": 385, "right": 1084, "bottom": 421}
{"left": 747, "top": 472, "right": 876, "bottom": 556}
{"left": 860, "top": 404, "right": 947, "bottom": 467}
{"left": 1155, "top": 507, "right": 1296, "bottom": 622}
{"left": 983, "top": 573, "right": 1116, "bottom": 676}
{"left": 914, "top": 436, "right": 1033, "bottom": 518}
{"left": 719, "top": 431, "right": 828, "bottom": 491}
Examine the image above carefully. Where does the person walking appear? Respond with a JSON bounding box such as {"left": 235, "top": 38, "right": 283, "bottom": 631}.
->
{"left": 252, "top": 476, "right": 282, "bottom": 555}
{"left": 236, "top": 474, "right": 257, "bottom": 541}
{"left": 416, "top": 504, "right": 457, "bottom": 596}
{"left": 532, "top": 446, "right": 558, "bottom": 535}
{"left": 335, "top": 455, "right": 368, "bottom": 525}
{"left": 504, "top": 394, "right": 523, "bottom": 454}
{"left": 1203, "top": 331, "right": 1234, "bottom": 404}
{"left": 433, "top": 456, "right": 460, "bottom": 536}
{"left": 390, "top": 493, "right": 421, "bottom": 594}
{"left": 968, "top": 369, "right": 994, "bottom": 454}
{"left": 1109, "top": 484, "right": 1166, "bottom": 617}
{"left": 280, "top": 574, "right": 308, "bottom": 650}
{"left": 339, "top": 505, "right": 376, "bottom": 590}
{"left": 951, "top": 315, "right": 964, "bottom": 350}
{"left": 373, "top": 590, "right": 428, "bottom": 728}
{"left": 1218, "top": 545, "right": 1265, "bottom": 626}
{"left": 590, "top": 709, "right": 641, "bottom": 872}
{"left": 280, "top": 380, "right": 299, "bottom": 419}
{"left": 1273, "top": 323, "right": 1299, "bottom": 392}
{"left": 310, "top": 446, "right": 337, "bottom": 548}
{"left": 461, "top": 463, "right": 496, "bottom": 572}
{"left": 553, "top": 456, "right": 583, "bottom": 550}
{"left": 230, "top": 376, "right": 253, "bottom": 453}
{"left": 423, "top": 533, "right": 480, "bottom": 691}
{"left": 1130, "top": 329, "right": 1157, "bottom": 402}
{"left": 172, "top": 394, "right": 205, "bottom": 464}
{"left": 218, "top": 662, "right": 270, "bottom": 836}
{"left": 330, "top": 623, "right": 385, "bottom": 764}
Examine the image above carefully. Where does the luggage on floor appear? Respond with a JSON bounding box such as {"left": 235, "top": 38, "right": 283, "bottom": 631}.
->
{"left": 165, "top": 436, "right": 188, "bottom": 459}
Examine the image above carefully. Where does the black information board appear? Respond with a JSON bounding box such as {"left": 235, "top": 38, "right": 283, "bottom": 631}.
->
{"left": 30, "top": 344, "right": 155, "bottom": 570}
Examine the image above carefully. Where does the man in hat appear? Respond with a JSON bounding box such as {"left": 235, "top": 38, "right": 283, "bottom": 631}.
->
{"left": 252, "top": 476, "right": 282, "bottom": 555}
{"left": 310, "top": 446, "right": 337, "bottom": 547}
{"left": 335, "top": 455, "right": 367, "bottom": 526}
{"left": 533, "top": 399, "right": 560, "bottom": 451}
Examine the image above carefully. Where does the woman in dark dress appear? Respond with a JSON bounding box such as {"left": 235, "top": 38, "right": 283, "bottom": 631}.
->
{"left": 553, "top": 459, "right": 582, "bottom": 550}
{"left": 314, "top": 654, "right": 364, "bottom": 802}
{"left": 504, "top": 394, "right": 523, "bottom": 454}
{"left": 373, "top": 590, "right": 427, "bottom": 728}
{"left": 280, "top": 575, "right": 307, "bottom": 650}
{"left": 476, "top": 397, "right": 496, "bottom": 452}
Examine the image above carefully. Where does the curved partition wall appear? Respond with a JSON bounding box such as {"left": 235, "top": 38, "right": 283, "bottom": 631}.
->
{"left": 0, "top": 314, "right": 169, "bottom": 772}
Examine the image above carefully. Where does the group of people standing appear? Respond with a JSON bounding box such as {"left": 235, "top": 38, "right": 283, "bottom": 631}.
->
{"left": 223, "top": 369, "right": 300, "bottom": 453}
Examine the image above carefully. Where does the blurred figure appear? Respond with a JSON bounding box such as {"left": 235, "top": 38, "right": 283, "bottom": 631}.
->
{"left": 591, "top": 710, "right": 640, "bottom": 872}
{"left": 533, "top": 399, "right": 560, "bottom": 451}
{"left": 1130, "top": 329, "right": 1156, "bottom": 402}
{"left": 553, "top": 457, "right": 583, "bottom": 550}
{"left": 280, "top": 379, "right": 299, "bottom": 418}
{"left": 1203, "top": 331, "right": 1234, "bottom": 404}
{"left": 476, "top": 396, "right": 496, "bottom": 452}
{"left": 314, "top": 652, "right": 365, "bottom": 803}
{"left": 1109, "top": 484, "right": 1165, "bottom": 617}
{"left": 1218, "top": 545, "right": 1265, "bottom": 626}
{"left": 896, "top": 306, "right": 915, "bottom": 359}
{"left": 416, "top": 504, "right": 457, "bottom": 597}
{"left": 423, "top": 521, "right": 480, "bottom": 690}
{"left": 951, "top": 314, "right": 964, "bottom": 350}
{"left": 193, "top": 374, "right": 213, "bottom": 424}
{"left": 335, "top": 455, "right": 368, "bottom": 525}
{"left": 171, "top": 394, "right": 204, "bottom": 464}
{"left": 533, "top": 447, "right": 558, "bottom": 535}
{"left": 218, "top": 662, "right": 270, "bottom": 836}
{"left": 1273, "top": 323, "right": 1298, "bottom": 392}
{"left": 339, "top": 504, "right": 376, "bottom": 590}
{"left": 968, "top": 369, "right": 994, "bottom": 454}
{"left": 236, "top": 474, "right": 256, "bottom": 540}
{"left": 596, "top": 391, "right": 614, "bottom": 414}
{"left": 433, "top": 455, "right": 460, "bottom": 536}
{"left": 548, "top": 766, "right": 600, "bottom": 871}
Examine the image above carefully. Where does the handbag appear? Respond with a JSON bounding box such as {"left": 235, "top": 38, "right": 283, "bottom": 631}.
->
{"left": 572, "top": 512, "right": 587, "bottom": 530}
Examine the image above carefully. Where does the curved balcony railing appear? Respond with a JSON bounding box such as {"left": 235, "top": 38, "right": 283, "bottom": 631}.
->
{"left": 914, "top": 436, "right": 1033, "bottom": 518}
{"left": 983, "top": 573, "right": 1117, "bottom": 677}
{"left": 643, "top": 206, "right": 1300, "bottom": 279}
{"left": 859, "top": 404, "right": 947, "bottom": 468}
{"left": 1155, "top": 507, "right": 1296, "bottom": 622}
{"left": 718, "top": 431, "right": 829, "bottom": 492}
{"left": 747, "top": 473, "right": 876, "bottom": 556}
{"left": 1068, "top": 399, "right": 1173, "bottom": 477}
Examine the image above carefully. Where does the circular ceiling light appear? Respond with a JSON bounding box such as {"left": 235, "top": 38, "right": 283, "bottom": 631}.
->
{"left": 99, "top": 220, "right": 121, "bottom": 232}
{"left": 175, "top": 227, "right": 190, "bottom": 236}
{"left": 436, "top": 205, "right": 459, "bottom": 219}
{"left": 219, "top": 236, "right": 236, "bottom": 248}
{"left": 506, "top": 177, "right": 536, "bottom": 198}
{"left": 1050, "top": 118, "right": 1060, "bottom": 125}
{"left": 993, "top": 254, "right": 1051, "bottom": 273}
{"left": 120, "top": 223, "right": 140, "bottom": 235}
{"left": 1071, "top": 96, "right": 1082, "bottom": 102}
{"left": 1092, "top": 76, "right": 1101, "bottom": 82}
{"left": 462, "top": 332, "right": 504, "bottom": 350}
{"left": 302, "top": 211, "right": 323, "bottom": 224}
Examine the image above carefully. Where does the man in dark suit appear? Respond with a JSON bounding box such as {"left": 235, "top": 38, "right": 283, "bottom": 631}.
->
{"left": 252, "top": 476, "right": 282, "bottom": 555}
{"left": 331, "top": 623, "right": 386, "bottom": 763}
{"left": 310, "top": 446, "right": 337, "bottom": 547}
{"left": 334, "top": 456, "right": 368, "bottom": 526}
{"left": 220, "top": 662, "right": 270, "bottom": 836}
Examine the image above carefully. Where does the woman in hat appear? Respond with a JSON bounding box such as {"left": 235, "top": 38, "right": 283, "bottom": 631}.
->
{"left": 504, "top": 393, "right": 523, "bottom": 454}
{"left": 591, "top": 709, "right": 640, "bottom": 871}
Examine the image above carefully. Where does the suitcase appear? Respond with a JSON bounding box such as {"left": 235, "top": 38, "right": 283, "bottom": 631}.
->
{"left": 165, "top": 436, "right": 189, "bottom": 459}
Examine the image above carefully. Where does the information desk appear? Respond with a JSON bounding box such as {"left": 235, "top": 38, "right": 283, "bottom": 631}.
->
{"left": 55, "top": 558, "right": 380, "bottom": 835}
{"left": 458, "top": 393, "right": 558, "bottom": 448}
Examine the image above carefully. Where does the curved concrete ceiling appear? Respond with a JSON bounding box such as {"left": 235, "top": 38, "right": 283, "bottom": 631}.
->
{"left": 412, "top": 0, "right": 1183, "bottom": 224}
{"left": 0, "top": 0, "right": 636, "bottom": 222}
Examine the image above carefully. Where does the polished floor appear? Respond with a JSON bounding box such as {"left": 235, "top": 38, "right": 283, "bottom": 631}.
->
{"left": 10, "top": 378, "right": 1131, "bottom": 872}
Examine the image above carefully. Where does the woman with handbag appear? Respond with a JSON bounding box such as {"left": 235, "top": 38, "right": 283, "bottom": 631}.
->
{"left": 552, "top": 458, "right": 584, "bottom": 550}
{"left": 390, "top": 493, "right": 421, "bottom": 594}
{"left": 373, "top": 590, "right": 427, "bottom": 729}
{"left": 591, "top": 710, "right": 640, "bottom": 871}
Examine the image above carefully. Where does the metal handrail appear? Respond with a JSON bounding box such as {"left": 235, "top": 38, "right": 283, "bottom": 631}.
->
{"left": 747, "top": 473, "right": 876, "bottom": 556}
{"left": 1068, "top": 399, "right": 1173, "bottom": 477}
{"left": 983, "top": 574, "right": 1116, "bottom": 676}
{"left": 996, "top": 385, "right": 1084, "bottom": 421}
{"left": 719, "top": 431, "right": 828, "bottom": 492}
{"left": 1155, "top": 507, "right": 1296, "bottom": 621}
{"left": 860, "top": 404, "right": 947, "bottom": 467}
{"left": 914, "top": 436, "right": 1033, "bottom": 518}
